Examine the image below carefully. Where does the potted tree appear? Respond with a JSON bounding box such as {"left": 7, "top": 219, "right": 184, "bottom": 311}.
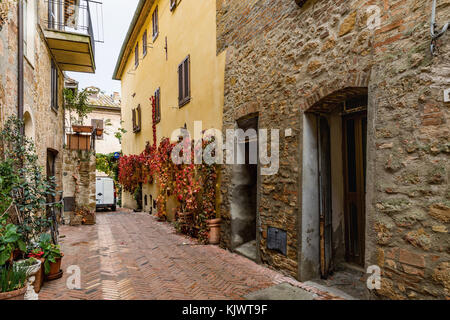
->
{"left": 64, "top": 88, "right": 93, "bottom": 148}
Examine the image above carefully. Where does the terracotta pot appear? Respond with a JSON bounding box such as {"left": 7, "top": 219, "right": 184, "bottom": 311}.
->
{"left": 95, "top": 128, "right": 104, "bottom": 137}
{"left": 48, "top": 255, "right": 63, "bottom": 276}
{"left": 33, "top": 258, "right": 45, "bottom": 293}
{"left": 207, "top": 218, "right": 222, "bottom": 245}
{"left": 0, "top": 286, "right": 27, "bottom": 300}
{"left": 72, "top": 125, "right": 93, "bottom": 133}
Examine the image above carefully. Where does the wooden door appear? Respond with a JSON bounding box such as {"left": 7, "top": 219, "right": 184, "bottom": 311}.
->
{"left": 343, "top": 112, "right": 367, "bottom": 266}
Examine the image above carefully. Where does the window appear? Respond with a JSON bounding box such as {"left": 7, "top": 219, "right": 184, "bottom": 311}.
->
{"left": 135, "top": 43, "right": 139, "bottom": 67}
{"left": 154, "top": 88, "right": 161, "bottom": 123}
{"left": 152, "top": 6, "right": 158, "bottom": 41}
{"left": 170, "top": 0, "right": 177, "bottom": 11}
{"left": 132, "top": 105, "right": 141, "bottom": 133}
{"left": 178, "top": 55, "right": 190, "bottom": 107}
{"left": 51, "top": 61, "right": 58, "bottom": 110}
{"left": 91, "top": 119, "right": 104, "bottom": 140}
{"left": 143, "top": 30, "right": 148, "bottom": 56}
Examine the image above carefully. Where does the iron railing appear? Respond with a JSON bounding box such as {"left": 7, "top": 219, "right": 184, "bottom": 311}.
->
{"left": 43, "top": 0, "right": 104, "bottom": 55}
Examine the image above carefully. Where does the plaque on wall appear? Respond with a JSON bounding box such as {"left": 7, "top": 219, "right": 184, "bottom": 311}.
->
{"left": 267, "top": 227, "right": 287, "bottom": 256}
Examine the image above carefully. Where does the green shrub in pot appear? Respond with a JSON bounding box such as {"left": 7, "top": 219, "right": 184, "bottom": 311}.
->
{"left": 38, "top": 234, "right": 62, "bottom": 274}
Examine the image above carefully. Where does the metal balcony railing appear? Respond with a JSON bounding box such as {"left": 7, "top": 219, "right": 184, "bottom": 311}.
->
{"left": 43, "top": 0, "right": 103, "bottom": 56}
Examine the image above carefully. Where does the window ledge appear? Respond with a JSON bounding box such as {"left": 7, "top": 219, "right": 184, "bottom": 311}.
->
{"left": 179, "top": 97, "right": 191, "bottom": 108}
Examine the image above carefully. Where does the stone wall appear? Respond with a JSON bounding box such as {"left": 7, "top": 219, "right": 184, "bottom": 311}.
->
{"left": 62, "top": 149, "right": 96, "bottom": 224}
{"left": 217, "top": 0, "right": 449, "bottom": 299}
{"left": 0, "top": 0, "right": 65, "bottom": 195}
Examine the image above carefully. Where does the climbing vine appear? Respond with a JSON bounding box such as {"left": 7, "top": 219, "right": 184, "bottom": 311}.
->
{"left": 118, "top": 96, "right": 218, "bottom": 243}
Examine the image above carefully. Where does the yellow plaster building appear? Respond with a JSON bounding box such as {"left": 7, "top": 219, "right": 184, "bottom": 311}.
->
{"left": 113, "top": 0, "right": 225, "bottom": 213}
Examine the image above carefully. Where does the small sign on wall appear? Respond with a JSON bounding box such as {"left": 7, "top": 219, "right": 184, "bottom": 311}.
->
{"left": 444, "top": 88, "right": 450, "bottom": 103}
{"left": 267, "top": 227, "right": 287, "bottom": 256}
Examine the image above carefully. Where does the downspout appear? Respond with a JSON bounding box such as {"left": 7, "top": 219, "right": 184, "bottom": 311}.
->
{"left": 18, "top": 0, "right": 24, "bottom": 125}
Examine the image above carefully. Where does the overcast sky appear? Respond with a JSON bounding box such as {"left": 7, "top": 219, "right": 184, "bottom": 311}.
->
{"left": 66, "top": 0, "right": 140, "bottom": 95}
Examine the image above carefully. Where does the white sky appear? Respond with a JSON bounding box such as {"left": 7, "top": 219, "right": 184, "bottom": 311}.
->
{"left": 66, "top": 0, "right": 140, "bottom": 96}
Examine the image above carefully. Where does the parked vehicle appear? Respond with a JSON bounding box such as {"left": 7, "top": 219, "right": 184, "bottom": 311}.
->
{"left": 96, "top": 177, "right": 117, "bottom": 211}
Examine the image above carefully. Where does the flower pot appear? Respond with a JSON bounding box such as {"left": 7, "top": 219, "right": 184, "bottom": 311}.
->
{"left": 95, "top": 128, "right": 104, "bottom": 137}
{"left": 0, "top": 286, "right": 27, "bottom": 300}
{"left": 33, "top": 258, "right": 45, "bottom": 293}
{"left": 207, "top": 218, "right": 222, "bottom": 245}
{"left": 48, "top": 255, "right": 63, "bottom": 277}
{"left": 72, "top": 125, "right": 93, "bottom": 133}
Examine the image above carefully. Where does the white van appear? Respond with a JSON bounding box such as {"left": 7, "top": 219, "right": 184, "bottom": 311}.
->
{"left": 96, "top": 177, "right": 117, "bottom": 211}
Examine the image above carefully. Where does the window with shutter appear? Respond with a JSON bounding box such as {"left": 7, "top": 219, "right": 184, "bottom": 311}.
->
{"left": 178, "top": 55, "right": 190, "bottom": 107}
{"left": 143, "top": 30, "right": 147, "bottom": 56}
{"left": 155, "top": 88, "right": 161, "bottom": 123}
{"left": 51, "top": 60, "right": 58, "bottom": 111}
{"left": 136, "top": 105, "right": 142, "bottom": 132}
{"left": 135, "top": 43, "right": 139, "bottom": 67}
{"left": 152, "top": 6, "right": 159, "bottom": 41}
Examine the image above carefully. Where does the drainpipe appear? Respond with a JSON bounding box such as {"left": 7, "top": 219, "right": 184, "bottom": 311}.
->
{"left": 18, "top": 0, "right": 24, "bottom": 125}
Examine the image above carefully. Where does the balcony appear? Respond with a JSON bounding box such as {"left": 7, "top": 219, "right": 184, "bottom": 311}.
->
{"left": 42, "top": 0, "right": 103, "bottom": 73}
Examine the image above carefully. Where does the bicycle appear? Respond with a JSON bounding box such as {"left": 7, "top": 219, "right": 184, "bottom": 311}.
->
{"left": 44, "top": 191, "right": 64, "bottom": 245}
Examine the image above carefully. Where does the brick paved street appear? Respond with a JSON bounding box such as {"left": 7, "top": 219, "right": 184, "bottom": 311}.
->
{"left": 39, "top": 210, "right": 340, "bottom": 300}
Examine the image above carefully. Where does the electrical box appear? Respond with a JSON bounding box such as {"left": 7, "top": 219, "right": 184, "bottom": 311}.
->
{"left": 267, "top": 227, "right": 287, "bottom": 255}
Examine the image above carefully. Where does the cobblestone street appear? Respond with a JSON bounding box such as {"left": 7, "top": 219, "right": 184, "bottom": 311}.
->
{"left": 39, "top": 210, "right": 340, "bottom": 300}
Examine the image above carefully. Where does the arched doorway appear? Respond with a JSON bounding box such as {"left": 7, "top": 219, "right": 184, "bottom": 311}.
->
{"left": 301, "top": 87, "right": 368, "bottom": 280}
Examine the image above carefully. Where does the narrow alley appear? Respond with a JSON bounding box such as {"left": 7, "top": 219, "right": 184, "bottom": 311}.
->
{"left": 39, "top": 210, "right": 341, "bottom": 300}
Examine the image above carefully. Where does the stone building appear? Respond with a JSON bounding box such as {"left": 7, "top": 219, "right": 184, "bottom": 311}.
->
{"left": 113, "top": 0, "right": 225, "bottom": 213}
{"left": 217, "top": 0, "right": 449, "bottom": 299}
{"left": 0, "top": 0, "right": 97, "bottom": 209}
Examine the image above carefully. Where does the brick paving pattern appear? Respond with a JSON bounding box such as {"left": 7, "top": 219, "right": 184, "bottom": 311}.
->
{"left": 39, "top": 210, "right": 341, "bottom": 300}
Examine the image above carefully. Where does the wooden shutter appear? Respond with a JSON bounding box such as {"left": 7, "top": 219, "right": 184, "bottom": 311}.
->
{"left": 143, "top": 30, "right": 147, "bottom": 56}
{"left": 178, "top": 56, "right": 190, "bottom": 107}
{"left": 178, "top": 63, "right": 183, "bottom": 105}
{"left": 136, "top": 105, "right": 141, "bottom": 132}
{"left": 135, "top": 43, "right": 139, "bottom": 67}
{"left": 152, "top": 6, "right": 158, "bottom": 39}
{"left": 184, "top": 56, "right": 190, "bottom": 100}
{"left": 132, "top": 108, "right": 136, "bottom": 132}
{"left": 155, "top": 88, "right": 161, "bottom": 123}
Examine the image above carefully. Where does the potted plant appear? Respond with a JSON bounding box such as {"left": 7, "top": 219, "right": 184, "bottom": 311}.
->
{"left": 0, "top": 223, "right": 27, "bottom": 266}
{"left": 38, "top": 234, "right": 63, "bottom": 280}
{"left": 15, "top": 257, "right": 42, "bottom": 300}
{"left": 95, "top": 127, "right": 104, "bottom": 137}
{"left": 27, "top": 248, "right": 45, "bottom": 293}
{"left": 72, "top": 125, "right": 93, "bottom": 133}
{"left": 0, "top": 265, "right": 28, "bottom": 300}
